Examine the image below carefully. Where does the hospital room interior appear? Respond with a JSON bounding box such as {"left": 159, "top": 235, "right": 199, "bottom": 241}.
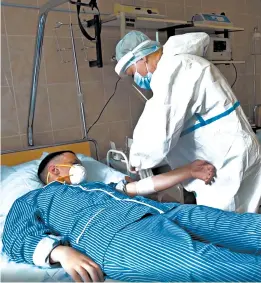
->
{"left": 1, "top": 0, "right": 261, "bottom": 282}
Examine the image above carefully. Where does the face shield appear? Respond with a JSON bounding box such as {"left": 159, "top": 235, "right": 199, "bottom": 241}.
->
{"left": 115, "top": 30, "right": 161, "bottom": 77}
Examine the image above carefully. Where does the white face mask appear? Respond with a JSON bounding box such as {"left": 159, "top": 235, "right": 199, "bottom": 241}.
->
{"left": 69, "top": 164, "right": 87, "bottom": 184}
{"left": 46, "top": 164, "right": 87, "bottom": 185}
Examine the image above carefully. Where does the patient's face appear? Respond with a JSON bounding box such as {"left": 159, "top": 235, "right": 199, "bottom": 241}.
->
{"left": 49, "top": 152, "right": 82, "bottom": 184}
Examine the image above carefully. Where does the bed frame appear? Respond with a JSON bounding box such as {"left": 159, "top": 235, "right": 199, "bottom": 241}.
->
{"left": 1, "top": 140, "right": 91, "bottom": 166}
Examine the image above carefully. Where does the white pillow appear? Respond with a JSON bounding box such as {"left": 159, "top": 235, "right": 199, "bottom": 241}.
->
{"left": 1, "top": 158, "right": 43, "bottom": 238}
{"left": 77, "top": 153, "right": 125, "bottom": 184}
{"left": 1, "top": 159, "right": 43, "bottom": 215}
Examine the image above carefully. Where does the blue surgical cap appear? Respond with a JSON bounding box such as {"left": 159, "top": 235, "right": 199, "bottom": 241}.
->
{"left": 115, "top": 31, "right": 161, "bottom": 76}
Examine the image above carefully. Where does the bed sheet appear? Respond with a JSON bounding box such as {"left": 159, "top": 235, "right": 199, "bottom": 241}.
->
{"left": 1, "top": 154, "right": 126, "bottom": 282}
{"left": 1, "top": 245, "right": 121, "bottom": 282}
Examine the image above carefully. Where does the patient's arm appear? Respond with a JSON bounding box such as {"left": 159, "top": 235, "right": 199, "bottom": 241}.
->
{"left": 3, "top": 197, "right": 104, "bottom": 282}
{"left": 126, "top": 160, "right": 215, "bottom": 196}
{"left": 153, "top": 160, "right": 215, "bottom": 190}
{"left": 50, "top": 246, "right": 104, "bottom": 282}
{"left": 3, "top": 198, "right": 64, "bottom": 267}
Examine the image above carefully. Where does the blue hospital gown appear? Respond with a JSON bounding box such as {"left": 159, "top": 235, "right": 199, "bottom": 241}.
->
{"left": 3, "top": 181, "right": 261, "bottom": 282}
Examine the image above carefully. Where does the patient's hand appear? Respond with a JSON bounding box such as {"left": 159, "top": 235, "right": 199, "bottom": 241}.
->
{"left": 190, "top": 160, "right": 216, "bottom": 185}
{"left": 50, "top": 246, "right": 104, "bottom": 282}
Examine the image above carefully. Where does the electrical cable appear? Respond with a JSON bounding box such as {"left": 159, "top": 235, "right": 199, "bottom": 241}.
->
{"left": 231, "top": 63, "right": 237, "bottom": 88}
{"left": 87, "top": 78, "right": 121, "bottom": 134}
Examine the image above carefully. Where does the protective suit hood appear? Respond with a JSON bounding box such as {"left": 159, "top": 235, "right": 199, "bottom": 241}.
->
{"left": 163, "top": 32, "right": 210, "bottom": 57}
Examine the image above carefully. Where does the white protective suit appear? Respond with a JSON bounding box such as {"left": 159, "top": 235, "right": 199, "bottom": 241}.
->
{"left": 130, "top": 33, "right": 261, "bottom": 213}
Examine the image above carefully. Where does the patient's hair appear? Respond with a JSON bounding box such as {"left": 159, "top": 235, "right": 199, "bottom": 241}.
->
{"left": 38, "top": 150, "right": 75, "bottom": 185}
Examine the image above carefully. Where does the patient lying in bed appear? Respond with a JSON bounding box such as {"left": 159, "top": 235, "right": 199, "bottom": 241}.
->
{"left": 3, "top": 151, "right": 261, "bottom": 282}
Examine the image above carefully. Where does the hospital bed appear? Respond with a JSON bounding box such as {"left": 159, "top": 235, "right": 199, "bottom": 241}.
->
{"left": 1, "top": 140, "right": 126, "bottom": 282}
{"left": 2, "top": 137, "right": 261, "bottom": 282}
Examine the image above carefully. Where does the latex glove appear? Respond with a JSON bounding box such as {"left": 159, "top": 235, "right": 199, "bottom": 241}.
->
{"left": 50, "top": 246, "right": 104, "bottom": 282}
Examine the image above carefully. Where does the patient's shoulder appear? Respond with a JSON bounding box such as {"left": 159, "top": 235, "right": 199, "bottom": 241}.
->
{"left": 12, "top": 188, "right": 41, "bottom": 209}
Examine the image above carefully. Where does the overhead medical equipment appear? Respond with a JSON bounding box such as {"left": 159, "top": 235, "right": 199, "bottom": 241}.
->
{"left": 156, "top": 12, "right": 244, "bottom": 65}
{"left": 192, "top": 13, "right": 233, "bottom": 27}
{"left": 103, "top": 3, "right": 187, "bottom": 38}
{"left": 113, "top": 3, "right": 161, "bottom": 18}
{"left": 205, "top": 36, "right": 232, "bottom": 61}
{"left": 159, "top": 12, "right": 242, "bottom": 38}
{"left": 192, "top": 13, "right": 234, "bottom": 61}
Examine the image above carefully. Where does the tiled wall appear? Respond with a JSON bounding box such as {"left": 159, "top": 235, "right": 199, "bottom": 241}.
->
{"left": 1, "top": 0, "right": 261, "bottom": 159}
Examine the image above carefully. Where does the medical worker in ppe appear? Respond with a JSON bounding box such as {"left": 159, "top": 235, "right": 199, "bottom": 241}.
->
{"left": 115, "top": 31, "right": 261, "bottom": 213}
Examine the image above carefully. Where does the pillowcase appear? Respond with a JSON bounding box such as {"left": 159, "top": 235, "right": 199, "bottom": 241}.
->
{"left": 1, "top": 158, "right": 43, "bottom": 239}
{"left": 77, "top": 153, "right": 125, "bottom": 184}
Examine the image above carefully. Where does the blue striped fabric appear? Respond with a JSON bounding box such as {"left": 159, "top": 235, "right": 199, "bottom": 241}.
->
{"left": 104, "top": 208, "right": 261, "bottom": 282}
{"left": 3, "top": 181, "right": 261, "bottom": 282}
{"left": 104, "top": 213, "right": 261, "bottom": 282}
{"left": 3, "top": 181, "right": 178, "bottom": 268}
